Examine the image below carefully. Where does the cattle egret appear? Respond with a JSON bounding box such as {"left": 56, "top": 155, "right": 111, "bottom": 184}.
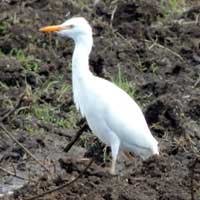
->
{"left": 40, "top": 17, "right": 159, "bottom": 174}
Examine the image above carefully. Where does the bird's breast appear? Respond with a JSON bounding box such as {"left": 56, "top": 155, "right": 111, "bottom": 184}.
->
{"left": 72, "top": 78, "right": 116, "bottom": 145}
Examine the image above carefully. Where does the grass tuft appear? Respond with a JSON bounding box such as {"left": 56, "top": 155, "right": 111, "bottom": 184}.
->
{"left": 112, "top": 65, "right": 137, "bottom": 99}
{"left": 160, "top": 0, "right": 186, "bottom": 17}
{"left": 10, "top": 48, "right": 40, "bottom": 72}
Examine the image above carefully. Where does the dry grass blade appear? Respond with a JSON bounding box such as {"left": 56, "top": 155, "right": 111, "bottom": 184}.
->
{"left": 189, "top": 156, "right": 200, "bottom": 200}
{"left": 0, "top": 123, "right": 51, "bottom": 174}
{"left": 0, "top": 93, "right": 25, "bottom": 122}
{"left": 145, "top": 39, "right": 185, "bottom": 62}
{"left": 0, "top": 166, "right": 36, "bottom": 183}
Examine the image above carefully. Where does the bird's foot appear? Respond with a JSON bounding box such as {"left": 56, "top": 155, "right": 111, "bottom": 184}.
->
{"left": 91, "top": 166, "right": 116, "bottom": 177}
{"left": 110, "top": 159, "right": 117, "bottom": 175}
{"left": 109, "top": 166, "right": 116, "bottom": 175}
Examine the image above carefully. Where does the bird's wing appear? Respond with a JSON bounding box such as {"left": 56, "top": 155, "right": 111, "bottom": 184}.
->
{"left": 95, "top": 77, "right": 156, "bottom": 149}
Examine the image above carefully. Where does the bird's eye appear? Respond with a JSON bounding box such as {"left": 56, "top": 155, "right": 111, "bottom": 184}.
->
{"left": 62, "top": 24, "right": 74, "bottom": 30}
{"left": 68, "top": 24, "right": 75, "bottom": 29}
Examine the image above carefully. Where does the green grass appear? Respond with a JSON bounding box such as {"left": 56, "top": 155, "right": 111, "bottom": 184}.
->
{"left": 0, "top": 21, "right": 8, "bottom": 35}
{"left": 32, "top": 103, "right": 56, "bottom": 124}
{"left": 57, "top": 83, "right": 70, "bottom": 102}
{"left": 79, "top": 134, "right": 91, "bottom": 148}
{"left": 135, "top": 59, "right": 147, "bottom": 72}
{"left": 112, "top": 65, "right": 137, "bottom": 99}
{"left": 0, "top": 49, "right": 5, "bottom": 58}
{"left": 150, "top": 62, "right": 158, "bottom": 75}
{"left": 22, "top": 102, "right": 78, "bottom": 134}
{"left": 24, "top": 78, "right": 77, "bottom": 132}
{"left": 0, "top": 81, "right": 9, "bottom": 91}
{"left": 135, "top": 59, "right": 158, "bottom": 77}
{"left": 7, "top": 74, "right": 78, "bottom": 134}
{"left": 10, "top": 48, "right": 40, "bottom": 72}
{"left": 103, "top": 146, "right": 111, "bottom": 162}
{"left": 112, "top": 65, "right": 151, "bottom": 109}
{"left": 160, "top": 0, "right": 186, "bottom": 17}
{"left": 32, "top": 103, "right": 76, "bottom": 128}
{"left": 197, "top": 191, "right": 200, "bottom": 199}
{"left": 0, "top": 95, "right": 13, "bottom": 109}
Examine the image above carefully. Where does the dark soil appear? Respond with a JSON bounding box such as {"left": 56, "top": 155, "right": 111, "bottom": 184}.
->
{"left": 0, "top": 0, "right": 200, "bottom": 200}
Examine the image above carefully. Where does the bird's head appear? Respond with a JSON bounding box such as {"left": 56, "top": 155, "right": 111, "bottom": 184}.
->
{"left": 40, "top": 17, "right": 92, "bottom": 42}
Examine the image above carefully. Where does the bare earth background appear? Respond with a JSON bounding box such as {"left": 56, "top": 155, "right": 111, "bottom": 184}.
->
{"left": 0, "top": 0, "right": 200, "bottom": 199}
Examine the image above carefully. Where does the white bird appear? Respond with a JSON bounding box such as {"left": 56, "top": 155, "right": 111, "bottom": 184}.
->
{"left": 40, "top": 17, "right": 159, "bottom": 174}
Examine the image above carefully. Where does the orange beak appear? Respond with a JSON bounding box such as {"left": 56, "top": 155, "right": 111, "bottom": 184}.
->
{"left": 39, "top": 24, "right": 74, "bottom": 33}
{"left": 39, "top": 25, "right": 64, "bottom": 33}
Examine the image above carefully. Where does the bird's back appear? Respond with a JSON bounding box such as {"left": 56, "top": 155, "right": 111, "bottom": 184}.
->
{"left": 82, "top": 76, "right": 158, "bottom": 157}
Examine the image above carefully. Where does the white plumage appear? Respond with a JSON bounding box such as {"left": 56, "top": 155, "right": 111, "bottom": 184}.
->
{"left": 40, "top": 17, "right": 159, "bottom": 174}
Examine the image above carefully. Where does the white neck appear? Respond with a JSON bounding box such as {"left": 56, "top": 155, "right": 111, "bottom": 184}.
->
{"left": 72, "top": 35, "right": 93, "bottom": 75}
{"left": 71, "top": 34, "right": 93, "bottom": 114}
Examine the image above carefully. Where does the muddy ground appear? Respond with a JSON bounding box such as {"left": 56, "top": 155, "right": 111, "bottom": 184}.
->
{"left": 0, "top": 0, "right": 200, "bottom": 199}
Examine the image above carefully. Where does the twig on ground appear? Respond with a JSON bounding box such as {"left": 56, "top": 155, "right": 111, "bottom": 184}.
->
{"left": 110, "top": 4, "right": 118, "bottom": 27}
{"left": 64, "top": 122, "right": 88, "bottom": 153}
{"left": 115, "top": 31, "right": 135, "bottom": 49}
{"left": 193, "top": 75, "right": 200, "bottom": 88}
{"left": 117, "top": 24, "right": 185, "bottom": 63}
{"left": 25, "top": 158, "right": 94, "bottom": 200}
{"left": 144, "top": 39, "right": 185, "bottom": 62}
{"left": 189, "top": 156, "right": 200, "bottom": 200}
{"left": 0, "top": 166, "right": 36, "bottom": 183}
{"left": 115, "top": 31, "right": 185, "bottom": 64}
{"left": 0, "top": 123, "right": 51, "bottom": 174}
{"left": 0, "top": 93, "right": 25, "bottom": 122}
{"left": 93, "top": 0, "right": 100, "bottom": 6}
{"left": 196, "top": 14, "right": 200, "bottom": 26}
{"left": 181, "top": 5, "right": 200, "bottom": 20}
{"left": 174, "top": 14, "right": 200, "bottom": 26}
